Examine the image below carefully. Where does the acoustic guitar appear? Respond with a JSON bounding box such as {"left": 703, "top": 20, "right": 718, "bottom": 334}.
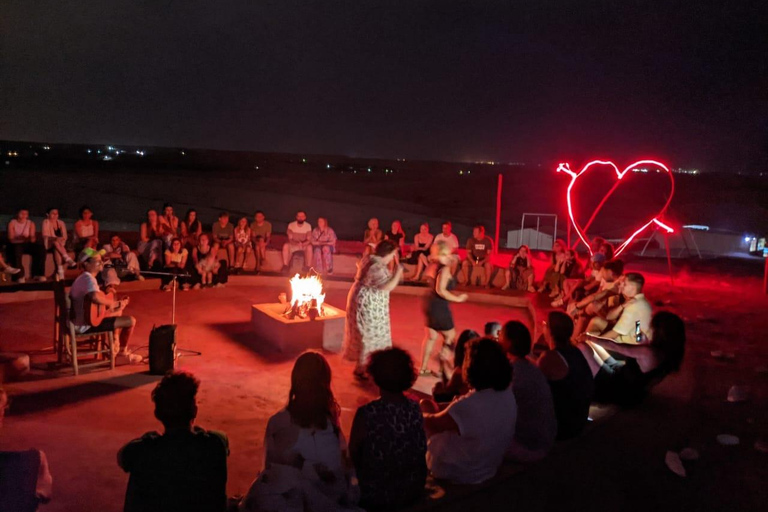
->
{"left": 85, "top": 291, "right": 129, "bottom": 327}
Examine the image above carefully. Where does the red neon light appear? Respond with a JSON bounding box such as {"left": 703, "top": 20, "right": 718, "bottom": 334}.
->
{"left": 557, "top": 160, "right": 675, "bottom": 257}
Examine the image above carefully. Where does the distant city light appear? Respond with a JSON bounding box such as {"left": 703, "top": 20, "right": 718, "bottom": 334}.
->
{"left": 683, "top": 225, "right": 709, "bottom": 231}
{"left": 326, "top": 164, "right": 331, "bottom": 169}
{"left": 42, "top": 146, "right": 50, "bottom": 150}
{"left": 103, "top": 155, "right": 112, "bottom": 161}
{"left": 181, "top": 151, "right": 185, "bottom": 155}
{"left": 87, "top": 149, "right": 91, "bottom": 154}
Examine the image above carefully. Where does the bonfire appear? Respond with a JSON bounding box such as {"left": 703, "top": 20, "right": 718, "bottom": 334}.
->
{"left": 284, "top": 274, "right": 326, "bottom": 320}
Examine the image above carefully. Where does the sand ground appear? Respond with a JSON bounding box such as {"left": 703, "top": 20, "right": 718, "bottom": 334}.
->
{"left": 1, "top": 269, "right": 767, "bottom": 511}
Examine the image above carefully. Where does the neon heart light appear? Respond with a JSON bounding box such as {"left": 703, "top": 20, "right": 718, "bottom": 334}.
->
{"left": 557, "top": 160, "right": 675, "bottom": 258}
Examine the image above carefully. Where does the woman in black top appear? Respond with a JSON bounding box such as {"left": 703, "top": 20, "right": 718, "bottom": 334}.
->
{"left": 418, "top": 242, "right": 468, "bottom": 378}
{"left": 538, "top": 311, "right": 594, "bottom": 439}
{"left": 407, "top": 223, "right": 435, "bottom": 281}
{"left": 583, "top": 311, "right": 686, "bottom": 406}
{"left": 384, "top": 220, "right": 406, "bottom": 256}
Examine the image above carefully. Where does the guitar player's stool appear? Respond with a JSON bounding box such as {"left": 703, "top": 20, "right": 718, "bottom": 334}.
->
{"left": 63, "top": 294, "right": 116, "bottom": 376}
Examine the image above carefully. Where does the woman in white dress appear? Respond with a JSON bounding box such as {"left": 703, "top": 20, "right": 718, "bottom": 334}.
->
{"left": 343, "top": 240, "right": 403, "bottom": 379}
{"left": 240, "top": 352, "right": 361, "bottom": 512}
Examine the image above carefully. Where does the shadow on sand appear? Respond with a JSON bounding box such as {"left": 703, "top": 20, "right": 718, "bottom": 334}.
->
{"left": 206, "top": 321, "right": 299, "bottom": 363}
{"left": 8, "top": 372, "right": 162, "bottom": 417}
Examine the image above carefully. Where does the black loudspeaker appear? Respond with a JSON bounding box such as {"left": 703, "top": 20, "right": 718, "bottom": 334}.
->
{"left": 149, "top": 324, "right": 177, "bottom": 375}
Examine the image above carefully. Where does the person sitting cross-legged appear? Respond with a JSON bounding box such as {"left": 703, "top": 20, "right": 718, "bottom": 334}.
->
{"left": 281, "top": 211, "right": 313, "bottom": 273}
{"left": 421, "top": 337, "right": 516, "bottom": 484}
{"left": 349, "top": 348, "right": 427, "bottom": 510}
{"left": 461, "top": 224, "right": 494, "bottom": 287}
{"left": 102, "top": 235, "right": 143, "bottom": 281}
{"left": 500, "top": 321, "right": 557, "bottom": 462}
{"left": 70, "top": 253, "right": 140, "bottom": 362}
{"left": 118, "top": 371, "right": 229, "bottom": 512}
{"left": 311, "top": 216, "right": 338, "bottom": 275}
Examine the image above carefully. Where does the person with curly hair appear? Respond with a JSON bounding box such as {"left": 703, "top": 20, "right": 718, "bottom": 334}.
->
{"left": 421, "top": 337, "right": 516, "bottom": 484}
{"left": 349, "top": 348, "right": 427, "bottom": 510}
{"left": 118, "top": 371, "right": 229, "bottom": 512}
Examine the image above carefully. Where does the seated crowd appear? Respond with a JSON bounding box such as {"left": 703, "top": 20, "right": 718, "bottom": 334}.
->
{"left": 107, "top": 299, "right": 684, "bottom": 511}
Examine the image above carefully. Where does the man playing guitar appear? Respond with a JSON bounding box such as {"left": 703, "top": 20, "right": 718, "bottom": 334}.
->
{"left": 70, "top": 253, "right": 140, "bottom": 362}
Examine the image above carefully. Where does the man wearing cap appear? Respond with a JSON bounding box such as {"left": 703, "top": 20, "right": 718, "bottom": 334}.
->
{"left": 70, "top": 253, "right": 140, "bottom": 362}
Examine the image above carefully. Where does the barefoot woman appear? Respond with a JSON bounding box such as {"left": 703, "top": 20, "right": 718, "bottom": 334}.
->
{"left": 418, "top": 241, "right": 468, "bottom": 378}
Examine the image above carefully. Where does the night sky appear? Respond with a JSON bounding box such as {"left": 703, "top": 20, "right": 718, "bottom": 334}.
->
{"left": 1, "top": 1, "right": 766, "bottom": 171}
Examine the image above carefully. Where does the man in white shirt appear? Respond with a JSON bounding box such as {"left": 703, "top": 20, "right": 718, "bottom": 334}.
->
{"left": 421, "top": 337, "right": 517, "bottom": 484}
{"left": 587, "top": 272, "right": 652, "bottom": 344}
{"left": 281, "top": 211, "right": 312, "bottom": 273}
{"left": 70, "top": 253, "right": 139, "bottom": 360}
{"left": 432, "top": 221, "right": 460, "bottom": 274}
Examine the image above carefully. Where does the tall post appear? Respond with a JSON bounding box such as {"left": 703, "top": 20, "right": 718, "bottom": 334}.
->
{"left": 764, "top": 256, "right": 768, "bottom": 294}
{"left": 664, "top": 231, "right": 674, "bottom": 285}
{"left": 494, "top": 173, "right": 502, "bottom": 254}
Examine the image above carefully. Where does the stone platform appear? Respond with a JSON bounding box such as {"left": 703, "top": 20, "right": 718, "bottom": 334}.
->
{"left": 250, "top": 302, "right": 346, "bottom": 353}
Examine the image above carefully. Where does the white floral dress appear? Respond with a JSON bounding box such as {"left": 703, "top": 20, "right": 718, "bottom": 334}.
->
{"left": 343, "top": 255, "right": 393, "bottom": 368}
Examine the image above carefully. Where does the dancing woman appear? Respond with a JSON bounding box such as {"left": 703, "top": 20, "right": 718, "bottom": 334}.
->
{"left": 418, "top": 241, "right": 468, "bottom": 377}
{"left": 343, "top": 240, "right": 403, "bottom": 379}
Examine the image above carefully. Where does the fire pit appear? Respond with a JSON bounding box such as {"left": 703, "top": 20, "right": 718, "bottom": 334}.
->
{"left": 251, "top": 274, "right": 346, "bottom": 353}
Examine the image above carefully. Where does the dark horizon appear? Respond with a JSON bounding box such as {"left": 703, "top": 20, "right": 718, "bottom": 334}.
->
{"left": 2, "top": 1, "right": 766, "bottom": 172}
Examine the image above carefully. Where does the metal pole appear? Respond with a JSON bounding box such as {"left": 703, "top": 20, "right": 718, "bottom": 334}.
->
{"left": 664, "top": 232, "right": 674, "bottom": 285}
{"left": 495, "top": 173, "right": 502, "bottom": 253}
{"left": 764, "top": 256, "right": 768, "bottom": 295}
{"left": 535, "top": 216, "right": 541, "bottom": 250}
{"left": 519, "top": 214, "right": 525, "bottom": 247}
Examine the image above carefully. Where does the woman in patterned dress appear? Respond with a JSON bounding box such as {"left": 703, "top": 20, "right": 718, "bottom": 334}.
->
{"left": 343, "top": 240, "right": 403, "bottom": 379}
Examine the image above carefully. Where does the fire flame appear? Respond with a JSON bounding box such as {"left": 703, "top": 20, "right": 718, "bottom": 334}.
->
{"left": 287, "top": 274, "right": 326, "bottom": 319}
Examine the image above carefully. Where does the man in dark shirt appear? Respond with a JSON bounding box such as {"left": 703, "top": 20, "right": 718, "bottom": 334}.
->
{"left": 118, "top": 371, "right": 229, "bottom": 512}
{"left": 461, "top": 224, "right": 494, "bottom": 286}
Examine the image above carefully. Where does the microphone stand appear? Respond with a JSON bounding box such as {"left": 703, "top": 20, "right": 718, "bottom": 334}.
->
{"left": 139, "top": 270, "right": 201, "bottom": 357}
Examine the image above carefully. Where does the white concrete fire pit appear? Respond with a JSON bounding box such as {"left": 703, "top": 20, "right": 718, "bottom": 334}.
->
{"left": 251, "top": 274, "right": 345, "bottom": 353}
{"left": 251, "top": 302, "right": 345, "bottom": 353}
